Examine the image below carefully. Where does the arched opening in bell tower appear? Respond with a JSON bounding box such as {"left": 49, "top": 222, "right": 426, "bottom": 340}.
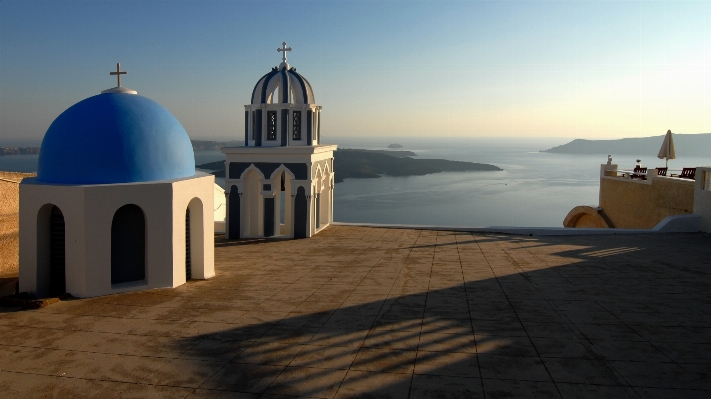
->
{"left": 243, "top": 169, "right": 262, "bottom": 237}
{"left": 273, "top": 169, "right": 293, "bottom": 236}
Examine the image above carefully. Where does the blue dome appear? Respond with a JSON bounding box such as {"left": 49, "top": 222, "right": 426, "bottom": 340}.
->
{"left": 38, "top": 92, "right": 195, "bottom": 184}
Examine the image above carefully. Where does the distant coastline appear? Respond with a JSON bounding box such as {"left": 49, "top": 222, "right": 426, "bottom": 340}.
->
{"left": 0, "top": 147, "right": 40, "bottom": 156}
{"left": 198, "top": 148, "right": 502, "bottom": 183}
{"left": 542, "top": 133, "right": 711, "bottom": 156}
{"left": 0, "top": 140, "right": 244, "bottom": 156}
{"left": 191, "top": 140, "right": 243, "bottom": 150}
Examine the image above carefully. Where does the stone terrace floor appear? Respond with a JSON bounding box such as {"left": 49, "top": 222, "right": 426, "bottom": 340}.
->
{"left": 1, "top": 225, "right": 711, "bottom": 398}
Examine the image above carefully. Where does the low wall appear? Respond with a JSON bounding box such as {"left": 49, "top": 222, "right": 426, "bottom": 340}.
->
{"left": 0, "top": 172, "right": 36, "bottom": 273}
{"left": 693, "top": 167, "right": 711, "bottom": 232}
{"left": 598, "top": 167, "right": 694, "bottom": 229}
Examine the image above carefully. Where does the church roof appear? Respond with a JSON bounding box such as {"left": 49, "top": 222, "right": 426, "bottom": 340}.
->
{"left": 37, "top": 91, "right": 195, "bottom": 185}
{"left": 250, "top": 66, "right": 315, "bottom": 105}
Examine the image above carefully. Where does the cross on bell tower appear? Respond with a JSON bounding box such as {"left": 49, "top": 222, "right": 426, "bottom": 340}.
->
{"left": 110, "top": 63, "right": 127, "bottom": 87}
{"left": 277, "top": 42, "right": 292, "bottom": 63}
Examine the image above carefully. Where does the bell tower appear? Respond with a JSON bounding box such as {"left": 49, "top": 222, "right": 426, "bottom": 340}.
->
{"left": 222, "top": 43, "right": 336, "bottom": 239}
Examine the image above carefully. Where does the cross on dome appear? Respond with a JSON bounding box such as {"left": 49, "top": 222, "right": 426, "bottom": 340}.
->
{"left": 277, "top": 42, "right": 292, "bottom": 63}
{"left": 101, "top": 63, "right": 137, "bottom": 94}
{"left": 110, "top": 63, "right": 127, "bottom": 87}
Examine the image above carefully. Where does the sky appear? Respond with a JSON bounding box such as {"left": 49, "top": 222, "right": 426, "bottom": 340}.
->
{"left": 0, "top": 0, "right": 709, "bottom": 145}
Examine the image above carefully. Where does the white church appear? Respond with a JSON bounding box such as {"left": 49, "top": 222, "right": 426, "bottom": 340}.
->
{"left": 19, "top": 44, "right": 334, "bottom": 299}
{"left": 19, "top": 64, "right": 215, "bottom": 299}
{"left": 221, "top": 43, "right": 336, "bottom": 239}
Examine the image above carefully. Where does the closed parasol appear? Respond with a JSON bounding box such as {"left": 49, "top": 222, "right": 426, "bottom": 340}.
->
{"left": 657, "top": 129, "right": 676, "bottom": 168}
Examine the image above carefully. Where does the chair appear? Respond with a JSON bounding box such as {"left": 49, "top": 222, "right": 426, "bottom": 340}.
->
{"left": 631, "top": 167, "right": 647, "bottom": 180}
{"left": 679, "top": 168, "right": 696, "bottom": 180}
{"left": 657, "top": 167, "right": 668, "bottom": 176}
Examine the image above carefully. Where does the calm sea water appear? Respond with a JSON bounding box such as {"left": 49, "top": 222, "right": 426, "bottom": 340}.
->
{"left": 5, "top": 137, "right": 710, "bottom": 227}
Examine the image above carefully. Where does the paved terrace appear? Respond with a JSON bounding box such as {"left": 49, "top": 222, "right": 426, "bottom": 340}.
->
{"left": 1, "top": 226, "right": 711, "bottom": 398}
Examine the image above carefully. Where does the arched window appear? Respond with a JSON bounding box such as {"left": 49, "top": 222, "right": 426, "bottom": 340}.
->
{"left": 111, "top": 205, "right": 145, "bottom": 285}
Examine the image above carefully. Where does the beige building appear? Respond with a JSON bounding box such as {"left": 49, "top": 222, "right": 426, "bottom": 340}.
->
{"left": 0, "top": 172, "right": 35, "bottom": 274}
{"left": 565, "top": 163, "right": 711, "bottom": 232}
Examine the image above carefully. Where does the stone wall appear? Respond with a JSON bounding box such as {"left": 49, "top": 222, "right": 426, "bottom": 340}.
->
{"left": 0, "top": 172, "right": 35, "bottom": 273}
{"left": 599, "top": 172, "right": 694, "bottom": 229}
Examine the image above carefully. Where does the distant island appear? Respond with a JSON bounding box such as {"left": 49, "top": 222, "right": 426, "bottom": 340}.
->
{"left": 387, "top": 143, "right": 403, "bottom": 149}
{"left": 0, "top": 147, "right": 40, "bottom": 156}
{"left": 191, "top": 140, "right": 243, "bottom": 150}
{"left": 542, "top": 133, "right": 711, "bottom": 157}
{"left": 198, "top": 148, "right": 502, "bottom": 183}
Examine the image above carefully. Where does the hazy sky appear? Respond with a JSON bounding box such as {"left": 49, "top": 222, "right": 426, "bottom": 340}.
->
{"left": 1, "top": 1, "right": 709, "bottom": 144}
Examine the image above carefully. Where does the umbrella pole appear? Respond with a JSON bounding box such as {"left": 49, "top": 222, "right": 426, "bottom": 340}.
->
{"left": 666, "top": 158, "right": 668, "bottom": 168}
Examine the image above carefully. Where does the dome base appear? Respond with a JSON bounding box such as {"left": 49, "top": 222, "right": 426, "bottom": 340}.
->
{"left": 101, "top": 87, "right": 137, "bottom": 94}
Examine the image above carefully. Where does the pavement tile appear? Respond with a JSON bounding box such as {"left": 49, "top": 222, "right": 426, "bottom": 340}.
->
{"left": 334, "top": 370, "right": 411, "bottom": 399}
{"left": 264, "top": 366, "right": 348, "bottom": 398}
{"left": 482, "top": 378, "right": 562, "bottom": 399}
{"left": 542, "top": 357, "right": 626, "bottom": 385}
{"left": 409, "top": 374, "right": 484, "bottom": 399}
{"left": 45, "top": 377, "right": 130, "bottom": 399}
{"left": 351, "top": 348, "right": 417, "bottom": 374}
{"left": 0, "top": 346, "right": 98, "bottom": 377}
{"left": 518, "top": 322, "right": 580, "bottom": 339}
{"left": 588, "top": 339, "right": 670, "bottom": 362}
{"left": 81, "top": 353, "right": 171, "bottom": 383}
{"left": 471, "top": 319, "right": 529, "bottom": 337}
{"left": 555, "top": 383, "right": 637, "bottom": 399}
{"left": 632, "top": 387, "right": 711, "bottom": 399}
{"left": 309, "top": 329, "right": 369, "bottom": 349}
{"left": 146, "top": 358, "right": 227, "bottom": 388}
{"left": 611, "top": 360, "right": 700, "bottom": 389}
{"left": 179, "top": 338, "right": 253, "bottom": 362}
{"left": 414, "top": 350, "right": 479, "bottom": 378}
{"left": 114, "top": 383, "right": 196, "bottom": 398}
{"left": 529, "top": 336, "right": 599, "bottom": 359}
{"left": 477, "top": 354, "right": 551, "bottom": 382}
{"left": 232, "top": 342, "right": 305, "bottom": 366}
{"left": 187, "top": 389, "right": 258, "bottom": 399}
{"left": 362, "top": 329, "right": 421, "bottom": 351}
{"left": 417, "top": 331, "right": 477, "bottom": 354}
{"left": 288, "top": 344, "right": 359, "bottom": 370}
{"left": 475, "top": 335, "right": 538, "bottom": 357}
{"left": 0, "top": 370, "right": 69, "bottom": 399}
{"left": 577, "top": 323, "right": 645, "bottom": 342}
{"left": 200, "top": 363, "right": 284, "bottom": 394}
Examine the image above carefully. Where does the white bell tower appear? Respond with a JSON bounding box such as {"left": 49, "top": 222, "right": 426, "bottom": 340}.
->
{"left": 222, "top": 43, "right": 336, "bottom": 239}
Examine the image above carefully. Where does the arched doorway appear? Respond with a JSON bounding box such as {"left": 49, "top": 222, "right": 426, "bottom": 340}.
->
{"left": 111, "top": 205, "right": 145, "bottom": 285}
{"left": 228, "top": 185, "right": 240, "bottom": 239}
{"left": 186, "top": 197, "right": 205, "bottom": 280}
{"left": 294, "top": 186, "right": 307, "bottom": 238}
{"left": 49, "top": 206, "right": 66, "bottom": 297}
{"left": 185, "top": 208, "right": 191, "bottom": 280}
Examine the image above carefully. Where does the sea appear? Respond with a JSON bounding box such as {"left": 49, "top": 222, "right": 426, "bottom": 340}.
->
{"left": 4, "top": 137, "right": 711, "bottom": 228}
